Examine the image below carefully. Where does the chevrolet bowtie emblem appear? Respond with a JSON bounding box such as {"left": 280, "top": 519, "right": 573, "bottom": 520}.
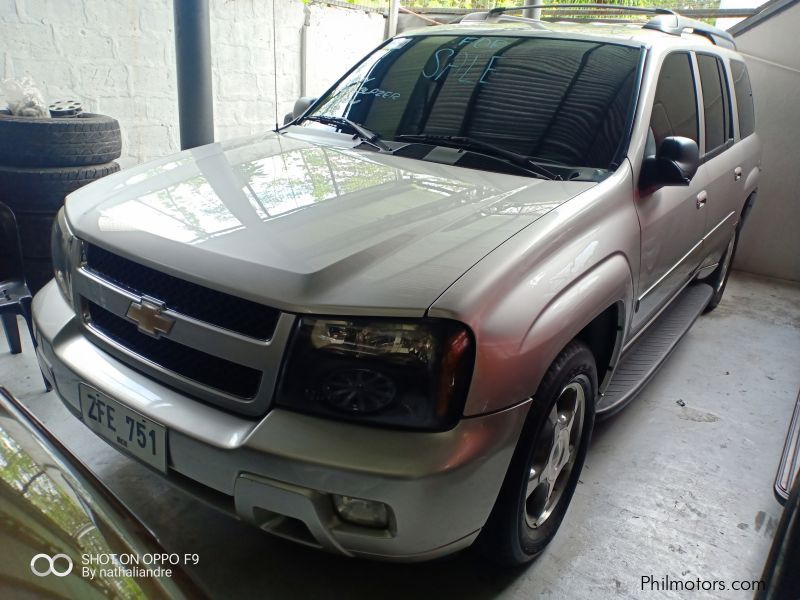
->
{"left": 126, "top": 298, "right": 175, "bottom": 338}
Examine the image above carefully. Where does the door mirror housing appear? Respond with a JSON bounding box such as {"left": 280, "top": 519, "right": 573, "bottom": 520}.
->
{"left": 283, "top": 96, "right": 318, "bottom": 125}
{"left": 639, "top": 136, "right": 700, "bottom": 192}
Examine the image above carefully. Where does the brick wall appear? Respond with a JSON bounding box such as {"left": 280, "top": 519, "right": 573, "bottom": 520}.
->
{"left": 0, "top": 0, "right": 386, "bottom": 166}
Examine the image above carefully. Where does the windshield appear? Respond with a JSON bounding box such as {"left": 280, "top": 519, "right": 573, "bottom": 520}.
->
{"left": 305, "top": 34, "right": 643, "bottom": 174}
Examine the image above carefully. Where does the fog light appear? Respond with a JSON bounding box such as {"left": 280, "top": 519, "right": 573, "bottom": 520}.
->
{"left": 331, "top": 494, "right": 389, "bottom": 528}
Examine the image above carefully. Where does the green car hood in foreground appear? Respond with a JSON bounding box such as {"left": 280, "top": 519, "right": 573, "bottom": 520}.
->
{"left": 0, "top": 387, "right": 204, "bottom": 599}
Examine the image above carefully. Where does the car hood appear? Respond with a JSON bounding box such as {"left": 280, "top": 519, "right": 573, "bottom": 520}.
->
{"left": 66, "top": 129, "right": 595, "bottom": 315}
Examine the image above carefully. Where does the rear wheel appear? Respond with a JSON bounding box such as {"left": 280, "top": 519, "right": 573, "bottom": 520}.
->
{"left": 476, "top": 340, "right": 596, "bottom": 567}
{"left": 704, "top": 227, "right": 739, "bottom": 312}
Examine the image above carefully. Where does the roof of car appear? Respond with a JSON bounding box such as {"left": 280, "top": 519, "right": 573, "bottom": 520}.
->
{"left": 402, "top": 20, "right": 727, "bottom": 53}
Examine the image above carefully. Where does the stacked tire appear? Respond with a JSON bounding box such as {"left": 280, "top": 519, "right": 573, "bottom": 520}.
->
{"left": 0, "top": 109, "right": 121, "bottom": 293}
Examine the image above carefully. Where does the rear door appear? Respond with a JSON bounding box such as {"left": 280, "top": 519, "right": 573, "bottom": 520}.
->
{"left": 728, "top": 58, "right": 760, "bottom": 187}
{"left": 632, "top": 52, "right": 708, "bottom": 331}
{"left": 694, "top": 52, "right": 739, "bottom": 270}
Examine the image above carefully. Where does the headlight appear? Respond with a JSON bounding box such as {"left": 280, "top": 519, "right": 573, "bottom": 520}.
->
{"left": 276, "top": 317, "right": 474, "bottom": 431}
{"left": 51, "top": 208, "right": 75, "bottom": 305}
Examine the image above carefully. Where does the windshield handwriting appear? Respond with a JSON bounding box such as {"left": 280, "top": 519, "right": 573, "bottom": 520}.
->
{"left": 422, "top": 50, "right": 503, "bottom": 85}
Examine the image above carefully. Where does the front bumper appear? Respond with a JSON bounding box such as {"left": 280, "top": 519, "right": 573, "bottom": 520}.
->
{"left": 33, "top": 280, "right": 529, "bottom": 560}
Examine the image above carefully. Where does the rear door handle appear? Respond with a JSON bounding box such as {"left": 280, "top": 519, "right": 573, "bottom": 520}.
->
{"left": 734, "top": 166, "right": 742, "bottom": 181}
{"left": 696, "top": 191, "right": 707, "bottom": 209}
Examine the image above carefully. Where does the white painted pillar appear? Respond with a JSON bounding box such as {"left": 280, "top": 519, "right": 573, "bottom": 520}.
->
{"left": 523, "top": 0, "right": 543, "bottom": 21}
{"left": 388, "top": 0, "right": 400, "bottom": 37}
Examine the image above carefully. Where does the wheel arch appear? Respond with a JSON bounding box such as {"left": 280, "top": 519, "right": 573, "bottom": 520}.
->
{"left": 575, "top": 301, "right": 625, "bottom": 392}
{"left": 458, "top": 252, "right": 634, "bottom": 416}
{"left": 514, "top": 253, "right": 632, "bottom": 408}
{"left": 739, "top": 188, "right": 758, "bottom": 229}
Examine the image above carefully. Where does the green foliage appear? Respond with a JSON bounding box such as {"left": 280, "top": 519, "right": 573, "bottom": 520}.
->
{"left": 329, "top": 0, "right": 724, "bottom": 26}
{"left": 332, "top": 0, "right": 723, "bottom": 10}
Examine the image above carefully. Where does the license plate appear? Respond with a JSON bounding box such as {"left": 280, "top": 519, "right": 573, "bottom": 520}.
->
{"left": 79, "top": 385, "right": 167, "bottom": 473}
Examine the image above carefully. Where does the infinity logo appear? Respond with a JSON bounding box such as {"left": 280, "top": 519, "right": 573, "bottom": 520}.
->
{"left": 30, "top": 553, "right": 73, "bottom": 577}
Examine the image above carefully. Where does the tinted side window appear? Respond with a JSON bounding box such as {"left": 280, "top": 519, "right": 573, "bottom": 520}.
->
{"left": 731, "top": 59, "right": 755, "bottom": 138}
{"left": 697, "top": 54, "right": 732, "bottom": 153}
{"left": 651, "top": 53, "right": 698, "bottom": 147}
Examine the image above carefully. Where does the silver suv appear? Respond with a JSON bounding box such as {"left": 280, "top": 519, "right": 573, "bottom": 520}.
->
{"left": 34, "top": 7, "right": 760, "bottom": 565}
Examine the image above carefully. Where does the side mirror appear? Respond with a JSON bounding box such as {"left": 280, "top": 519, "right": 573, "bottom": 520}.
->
{"left": 639, "top": 136, "right": 700, "bottom": 192}
{"left": 283, "top": 96, "right": 317, "bottom": 125}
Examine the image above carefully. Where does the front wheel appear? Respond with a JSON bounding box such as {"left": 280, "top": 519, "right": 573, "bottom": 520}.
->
{"left": 475, "top": 340, "right": 597, "bottom": 567}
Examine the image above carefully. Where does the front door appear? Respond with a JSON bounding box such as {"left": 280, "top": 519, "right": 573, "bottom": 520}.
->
{"left": 632, "top": 52, "right": 707, "bottom": 332}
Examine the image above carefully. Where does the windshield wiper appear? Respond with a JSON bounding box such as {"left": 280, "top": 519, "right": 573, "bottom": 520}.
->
{"left": 304, "top": 115, "right": 390, "bottom": 151}
{"left": 395, "top": 134, "right": 561, "bottom": 181}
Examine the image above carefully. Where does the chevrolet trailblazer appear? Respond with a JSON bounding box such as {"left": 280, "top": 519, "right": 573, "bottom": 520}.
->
{"left": 34, "top": 7, "right": 760, "bottom": 566}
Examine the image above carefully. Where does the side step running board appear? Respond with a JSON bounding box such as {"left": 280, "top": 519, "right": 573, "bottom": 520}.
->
{"left": 597, "top": 283, "right": 713, "bottom": 416}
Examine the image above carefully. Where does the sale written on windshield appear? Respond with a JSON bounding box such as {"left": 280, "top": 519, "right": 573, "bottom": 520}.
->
{"left": 420, "top": 35, "right": 515, "bottom": 83}
{"left": 307, "top": 34, "right": 644, "bottom": 171}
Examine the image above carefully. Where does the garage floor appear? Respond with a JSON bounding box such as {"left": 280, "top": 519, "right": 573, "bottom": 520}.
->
{"left": 2, "top": 271, "right": 799, "bottom": 599}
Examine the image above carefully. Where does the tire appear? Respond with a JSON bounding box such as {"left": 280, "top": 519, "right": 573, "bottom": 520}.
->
{"left": 22, "top": 257, "right": 55, "bottom": 295}
{"left": 0, "top": 110, "right": 121, "bottom": 168}
{"left": 0, "top": 163, "right": 120, "bottom": 211}
{"left": 16, "top": 213, "right": 57, "bottom": 259}
{"left": 704, "top": 226, "right": 739, "bottom": 313}
{"left": 0, "top": 161, "right": 120, "bottom": 293}
{"left": 475, "top": 340, "right": 597, "bottom": 567}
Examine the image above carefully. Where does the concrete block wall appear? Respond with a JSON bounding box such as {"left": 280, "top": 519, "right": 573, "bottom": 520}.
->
{"left": 0, "top": 0, "right": 385, "bottom": 166}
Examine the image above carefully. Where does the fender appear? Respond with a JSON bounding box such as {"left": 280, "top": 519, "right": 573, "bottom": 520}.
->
{"left": 456, "top": 248, "right": 634, "bottom": 416}
{"left": 743, "top": 165, "right": 760, "bottom": 200}
{"left": 740, "top": 163, "right": 760, "bottom": 227}
{"left": 453, "top": 252, "right": 634, "bottom": 417}
{"left": 515, "top": 253, "right": 633, "bottom": 403}
{"left": 430, "top": 165, "right": 641, "bottom": 416}
{"left": 738, "top": 131, "right": 761, "bottom": 217}
{"left": 740, "top": 189, "right": 758, "bottom": 227}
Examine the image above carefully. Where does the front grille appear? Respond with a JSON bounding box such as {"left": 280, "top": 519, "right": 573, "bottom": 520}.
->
{"left": 87, "top": 301, "right": 262, "bottom": 399}
{"left": 85, "top": 244, "right": 279, "bottom": 340}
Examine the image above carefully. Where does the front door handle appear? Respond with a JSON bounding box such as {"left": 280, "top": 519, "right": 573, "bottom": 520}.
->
{"left": 734, "top": 166, "right": 742, "bottom": 181}
{"left": 696, "top": 191, "right": 707, "bottom": 209}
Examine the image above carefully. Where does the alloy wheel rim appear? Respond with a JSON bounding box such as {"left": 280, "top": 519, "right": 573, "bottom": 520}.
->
{"left": 525, "top": 378, "right": 586, "bottom": 529}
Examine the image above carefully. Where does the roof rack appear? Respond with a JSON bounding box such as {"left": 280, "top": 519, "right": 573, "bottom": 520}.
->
{"left": 461, "top": 4, "right": 736, "bottom": 50}
{"left": 643, "top": 14, "right": 736, "bottom": 49}
{"left": 488, "top": 4, "right": 675, "bottom": 17}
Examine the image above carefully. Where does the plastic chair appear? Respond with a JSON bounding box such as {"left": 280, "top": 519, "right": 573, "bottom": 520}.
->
{"left": 0, "top": 202, "right": 51, "bottom": 391}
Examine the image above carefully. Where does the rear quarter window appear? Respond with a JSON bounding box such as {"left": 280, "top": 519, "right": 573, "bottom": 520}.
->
{"left": 730, "top": 59, "right": 755, "bottom": 138}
